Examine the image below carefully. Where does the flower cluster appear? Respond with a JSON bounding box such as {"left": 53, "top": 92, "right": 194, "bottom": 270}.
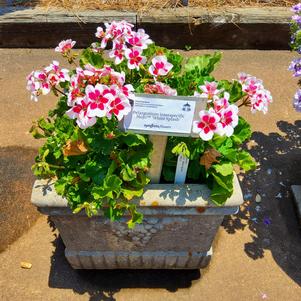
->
{"left": 238, "top": 72, "right": 272, "bottom": 114}
{"left": 92, "top": 21, "right": 152, "bottom": 70}
{"left": 65, "top": 65, "right": 133, "bottom": 128}
{"left": 26, "top": 61, "right": 70, "bottom": 102}
{"left": 144, "top": 82, "right": 177, "bottom": 96}
{"left": 290, "top": 3, "right": 301, "bottom": 112}
{"left": 193, "top": 82, "right": 239, "bottom": 141}
{"left": 55, "top": 39, "right": 76, "bottom": 55}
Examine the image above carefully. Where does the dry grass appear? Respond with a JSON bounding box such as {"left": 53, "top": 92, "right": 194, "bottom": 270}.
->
{"left": 16, "top": 0, "right": 300, "bottom": 12}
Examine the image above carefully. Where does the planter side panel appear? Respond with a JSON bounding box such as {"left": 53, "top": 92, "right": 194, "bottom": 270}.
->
{"left": 50, "top": 213, "right": 224, "bottom": 269}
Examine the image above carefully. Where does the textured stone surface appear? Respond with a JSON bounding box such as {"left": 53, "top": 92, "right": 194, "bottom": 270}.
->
{"left": 31, "top": 179, "right": 242, "bottom": 269}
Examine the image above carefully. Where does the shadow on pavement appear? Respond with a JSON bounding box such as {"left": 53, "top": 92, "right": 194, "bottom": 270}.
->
{"left": 47, "top": 220, "right": 201, "bottom": 301}
{"left": 222, "top": 120, "right": 301, "bottom": 286}
{"left": 0, "top": 146, "right": 40, "bottom": 252}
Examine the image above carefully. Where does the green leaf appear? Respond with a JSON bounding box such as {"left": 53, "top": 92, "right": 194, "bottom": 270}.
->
{"left": 80, "top": 48, "right": 104, "bottom": 68}
{"left": 218, "top": 80, "right": 245, "bottom": 104}
{"left": 172, "top": 142, "right": 190, "bottom": 158}
{"left": 231, "top": 117, "right": 252, "bottom": 145}
{"left": 120, "top": 164, "right": 137, "bottom": 181}
{"left": 121, "top": 133, "right": 147, "bottom": 146}
{"left": 212, "top": 162, "right": 233, "bottom": 176}
{"left": 122, "top": 187, "right": 144, "bottom": 200}
{"left": 184, "top": 52, "right": 222, "bottom": 76}
{"left": 237, "top": 150, "right": 257, "bottom": 171}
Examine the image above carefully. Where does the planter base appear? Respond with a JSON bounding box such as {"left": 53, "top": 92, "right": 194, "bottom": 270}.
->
{"left": 65, "top": 248, "right": 212, "bottom": 269}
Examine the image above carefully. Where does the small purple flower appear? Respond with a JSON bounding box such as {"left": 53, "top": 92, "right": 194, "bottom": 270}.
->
{"left": 292, "top": 14, "right": 301, "bottom": 26}
{"left": 292, "top": 4, "right": 301, "bottom": 13}
{"left": 288, "top": 58, "right": 301, "bottom": 77}
{"left": 293, "top": 89, "right": 301, "bottom": 112}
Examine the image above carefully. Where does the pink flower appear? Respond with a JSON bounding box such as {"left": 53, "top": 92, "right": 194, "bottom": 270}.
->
{"left": 45, "top": 61, "right": 70, "bottom": 84}
{"left": 213, "top": 92, "right": 230, "bottom": 113}
{"left": 66, "top": 98, "right": 96, "bottom": 129}
{"left": 109, "top": 41, "right": 126, "bottom": 65}
{"left": 192, "top": 109, "right": 221, "bottom": 141}
{"left": 149, "top": 55, "right": 173, "bottom": 77}
{"left": 122, "top": 84, "right": 135, "bottom": 100}
{"left": 127, "top": 29, "right": 152, "bottom": 50}
{"left": 85, "top": 84, "right": 114, "bottom": 118}
{"left": 124, "top": 47, "right": 146, "bottom": 70}
{"left": 95, "top": 27, "right": 105, "bottom": 39}
{"left": 144, "top": 82, "right": 177, "bottom": 96}
{"left": 198, "top": 81, "right": 221, "bottom": 101}
{"left": 217, "top": 105, "right": 239, "bottom": 137}
{"left": 107, "top": 95, "right": 131, "bottom": 121}
{"left": 251, "top": 89, "right": 272, "bottom": 114}
{"left": 238, "top": 73, "right": 272, "bottom": 114}
{"left": 55, "top": 39, "right": 76, "bottom": 54}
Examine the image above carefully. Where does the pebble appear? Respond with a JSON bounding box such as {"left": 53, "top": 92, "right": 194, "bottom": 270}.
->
{"left": 255, "top": 194, "right": 262, "bottom": 203}
{"left": 145, "top": 225, "right": 152, "bottom": 230}
{"left": 275, "top": 193, "right": 282, "bottom": 199}
{"left": 267, "top": 168, "right": 272, "bottom": 175}
{"left": 262, "top": 238, "right": 271, "bottom": 248}
{"left": 244, "top": 193, "right": 253, "bottom": 200}
{"left": 150, "top": 228, "right": 157, "bottom": 234}
{"left": 20, "top": 262, "right": 32, "bottom": 269}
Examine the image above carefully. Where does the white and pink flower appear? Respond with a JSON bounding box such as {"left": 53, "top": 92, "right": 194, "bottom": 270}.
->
{"left": 216, "top": 105, "right": 239, "bottom": 137}
{"left": 149, "top": 55, "right": 173, "bottom": 77}
{"left": 124, "top": 47, "right": 146, "bottom": 70}
{"left": 127, "top": 29, "right": 152, "bottom": 50}
{"left": 85, "top": 84, "right": 114, "bottom": 118}
{"left": 66, "top": 98, "right": 97, "bottom": 129}
{"left": 109, "top": 41, "right": 126, "bottom": 65}
{"left": 237, "top": 73, "right": 272, "bottom": 114}
{"left": 197, "top": 81, "right": 221, "bottom": 101}
{"left": 193, "top": 109, "right": 222, "bottom": 141}
{"left": 144, "top": 82, "right": 177, "bottom": 96}
{"left": 55, "top": 39, "right": 76, "bottom": 54}
{"left": 106, "top": 95, "right": 131, "bottom": 121}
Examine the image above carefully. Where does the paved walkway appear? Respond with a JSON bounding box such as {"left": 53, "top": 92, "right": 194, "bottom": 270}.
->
{"left": 0, "top": 49, "right": 301, "bottom": 301}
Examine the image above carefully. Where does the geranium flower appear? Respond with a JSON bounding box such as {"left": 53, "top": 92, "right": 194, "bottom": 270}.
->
{"left": 192, "top": 109, "right": 221, "bottom": 141}
{"left": 293, "top": 89, "right": 301, "bottom": 112}
{"left": 217, "top": 105, "right": 239, "bottom": 137}
{"left": 251, "top": 89, "right": 273, "bottom": 114}
{"left": 127, "top": 29, "right": 152, "bottom": 50}
{"left": 213, "top": 92, "right": 230, "bottom": 113}
{"left": 122, "top": 84, "right": 135, "bottom": 100}
{"left": 198, "top": 81, "right": 221, "bottom": 101}
{"left": 107, "top": 95, "right": 131, "bottom": 121}
{"left": 292, "top": 14, "right": 301, "bottom": 26}
{"left": 144, "top": 82, "right": 177, "bottom": 96}
{"left": 66, "top": 98, "right": 96, "bottom": 129}
{"left": 85, "top": 84, "right": 114, "bottom": 118}
{"left": 148, "top": 55, "right": 173, "bottom": 77}
{"left": 45, "top": 61, "right": 70, "bottom": 84}
{"left": 124, "top": 47, "right": 146, "bottom": 70}
{"left": 109, "top": 41, "right": 126, "bottom": 65}
{"left": 289, "top": 58, "right": 301, "bottom": 77}
{"left": 26, "top": 70, "right": 52, "bottom": 101}
{"left": 55, "top": 39, "right": 76, "bottom": 54}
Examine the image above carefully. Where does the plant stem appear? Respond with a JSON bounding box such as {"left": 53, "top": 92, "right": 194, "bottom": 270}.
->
{"left": 53, "top": 86, "right": 67, "bottom": 97}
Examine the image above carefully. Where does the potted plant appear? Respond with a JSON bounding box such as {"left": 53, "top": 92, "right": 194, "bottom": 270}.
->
{"left": 28, "top": 20, "right": 272, "bottom": 269}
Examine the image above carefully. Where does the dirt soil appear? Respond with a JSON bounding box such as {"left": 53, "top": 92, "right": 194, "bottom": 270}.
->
{"left": 12, "top": 0, "right": 301, "bottom": 12}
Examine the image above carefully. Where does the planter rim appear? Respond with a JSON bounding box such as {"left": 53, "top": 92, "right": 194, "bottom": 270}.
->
{"left": 31, "top": 174, "right": 243, "bottom": 209}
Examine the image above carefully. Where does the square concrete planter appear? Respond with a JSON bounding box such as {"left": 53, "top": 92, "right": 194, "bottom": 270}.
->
{"left": 31, "top": 175, "right": 243, "bottom": 270}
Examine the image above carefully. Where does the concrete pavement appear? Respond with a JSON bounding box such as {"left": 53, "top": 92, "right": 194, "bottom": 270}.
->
{"left": 0, "top": 49, "right": 301, "bottom": 300}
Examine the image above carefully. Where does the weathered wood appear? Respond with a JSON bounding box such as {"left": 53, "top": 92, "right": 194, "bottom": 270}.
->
{"left": 147, "top": 135, "right": 168, "bottom": 184}
{"left": 0, "top": 7, "right": 291, "bottom": 49}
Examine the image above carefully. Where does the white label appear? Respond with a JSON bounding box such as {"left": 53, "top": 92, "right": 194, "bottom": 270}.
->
{"left": 174, "top": 154, "right": 190, "bottom": 184}
{"left": 124, "top": 94, "right": 197, "bottom": 136}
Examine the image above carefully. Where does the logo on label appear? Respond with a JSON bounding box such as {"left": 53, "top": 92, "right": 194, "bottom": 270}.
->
{"left": 182, "top": 102, "right": 191, "bottom": 112}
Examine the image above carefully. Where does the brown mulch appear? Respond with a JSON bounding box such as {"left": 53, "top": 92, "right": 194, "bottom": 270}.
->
{"left": 13, "top": 0, "right": 300, "bottom": 12}
{"left": 0, "top": 146, "right": 40, "bottom": 252}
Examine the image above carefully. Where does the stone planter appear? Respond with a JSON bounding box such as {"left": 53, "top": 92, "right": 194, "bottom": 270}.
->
{"left": 31, "top": 175, "right": 243, "bottom": 269}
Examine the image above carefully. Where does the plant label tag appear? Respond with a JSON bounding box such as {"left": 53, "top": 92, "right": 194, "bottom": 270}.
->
{"left": 174, "top": 154, "right": 190, "bottom": 184}
{"left": 123, "top": 93, "right": 203, "bottom": 136}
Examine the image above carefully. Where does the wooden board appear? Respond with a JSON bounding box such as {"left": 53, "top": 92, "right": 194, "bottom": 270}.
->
{"left": 0, "top": 7, "right": 291, "bottom": 49}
